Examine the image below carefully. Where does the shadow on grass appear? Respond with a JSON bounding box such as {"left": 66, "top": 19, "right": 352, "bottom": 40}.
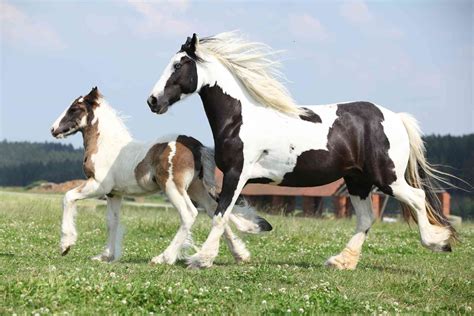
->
{"left": 360, "top": 264, "right": 418, "bottom": 274}
{"left": 121, "top": 257, "right": 190, "bottom": 269}
{"left": 0, "top": 253, "right": 15, "bottom": 257}
{"left": 121, "top": 257, "right": 151, "bottom": 264}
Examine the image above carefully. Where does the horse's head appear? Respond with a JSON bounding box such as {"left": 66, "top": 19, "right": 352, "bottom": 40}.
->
{"left": 51, "top": 87, "right": 101, "bottom": 138}
{"left": 147, "top": 34, "right": 201, "bottom": 114}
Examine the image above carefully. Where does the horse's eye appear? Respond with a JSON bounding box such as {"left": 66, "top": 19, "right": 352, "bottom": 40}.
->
{"left": 174, "top": 63, "right": 182, "bottom": 70}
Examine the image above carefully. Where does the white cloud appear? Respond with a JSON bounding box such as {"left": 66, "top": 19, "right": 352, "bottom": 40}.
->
{"left": 127, "top": 0, "right": 193, "bottom": 37}
{"left": 339, "top": 1, "right": 373, "bottom": 24}
{"left": 288, "top": 14, "right": 328, "bottom": 41}
{"left": 0, "top": 1, "right": 64, "bottom": 50}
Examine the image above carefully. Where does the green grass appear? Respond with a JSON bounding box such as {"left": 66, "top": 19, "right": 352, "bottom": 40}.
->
{"left": 1, "top": 191, "right": 473, "bottom": 314}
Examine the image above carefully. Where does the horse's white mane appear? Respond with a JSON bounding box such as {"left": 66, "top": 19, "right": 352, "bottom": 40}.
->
{"left": 197, "top": 31, "right": 302, "bottom": 115}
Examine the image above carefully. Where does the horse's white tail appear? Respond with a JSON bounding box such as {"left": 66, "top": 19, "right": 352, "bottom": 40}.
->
{"left": 199, "top": 146, "right": 272, "bottom": 233}
{"left": 398, "top": 113, "right": 457, "bottom": 239}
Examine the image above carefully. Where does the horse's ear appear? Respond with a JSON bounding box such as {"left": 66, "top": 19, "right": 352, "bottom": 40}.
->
{"left": 190, "top": 33, "right": 199, "bottom": 51}
{"left": 181, "top": 33, "right": 199, "bottom": 58}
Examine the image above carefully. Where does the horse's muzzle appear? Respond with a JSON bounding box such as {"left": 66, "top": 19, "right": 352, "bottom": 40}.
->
{"left": 147, "top": 95, "right": 169, "bottom": 114}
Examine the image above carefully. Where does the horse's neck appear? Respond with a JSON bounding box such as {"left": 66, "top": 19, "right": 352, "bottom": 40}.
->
{"left": 198, "top": 62, "right": 256, "bottom": 142}
{"left": 198, "top": 84, "right": 241, "bottom": 143}
{"left": 82, "top": 103, "right": 133, "bottom": 157}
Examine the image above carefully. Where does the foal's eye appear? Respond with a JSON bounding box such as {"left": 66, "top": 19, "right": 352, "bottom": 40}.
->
{"left": 174, "top": 63, "right": 182, "bottom": 70}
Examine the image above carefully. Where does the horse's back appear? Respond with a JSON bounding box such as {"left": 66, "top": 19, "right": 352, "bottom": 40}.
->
{"left": 283, "top": 101, "right": 408, "bottom": 192}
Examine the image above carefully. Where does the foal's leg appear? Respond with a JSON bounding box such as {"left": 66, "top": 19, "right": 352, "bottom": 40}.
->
{"left": 60, "top": 179, "right": 105, "bottom": 255}
{"left": 187, "top": 167, "right": 249, "bottom": 268}
{"left": 150, "top": 181, "right": 197, "bottom": 265}
{"left": 92, "top": 195, "right": 123, "bottom": 262}
{"left": 187, "top": 181, "right": 251, "bottom": 263}
{"left": 326, "top": 195, "right": 375, "bottom": 270}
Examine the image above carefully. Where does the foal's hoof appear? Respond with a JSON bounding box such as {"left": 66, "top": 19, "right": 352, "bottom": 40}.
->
{"left": 61, "top": 246, "right": 71, "bottom": 256}
{"left": 150, "top": 253, "right": 176, "bottom": 265}
{"left": 441, "top": 244, "right": 452, "bottom": 252}
{"left": 233, "top": 251, "right": 251, "bottom": 264}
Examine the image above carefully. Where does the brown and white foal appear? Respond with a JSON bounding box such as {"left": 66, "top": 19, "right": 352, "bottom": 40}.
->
{"left": 51, "top": 87, "right": 271, "bottom": 264}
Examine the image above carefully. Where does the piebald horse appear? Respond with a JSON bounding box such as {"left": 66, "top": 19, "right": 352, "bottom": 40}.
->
{"left": 147, "top": 32, "right": 456, "bottom": 270}
{"left": 51, "top": 87, "right": 271, "bottom": 264}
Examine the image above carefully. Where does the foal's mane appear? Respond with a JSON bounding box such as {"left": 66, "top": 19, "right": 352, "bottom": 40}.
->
{"left": 197, "top": 32, "right": 302, "bottom": 115}
{"left": 94, "top": 96, "right": 132, "bottom": 140}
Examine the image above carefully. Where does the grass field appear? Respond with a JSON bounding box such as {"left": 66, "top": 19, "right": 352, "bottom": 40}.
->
{"left": 1, "top": 191, "right": 473, "bottom": 314}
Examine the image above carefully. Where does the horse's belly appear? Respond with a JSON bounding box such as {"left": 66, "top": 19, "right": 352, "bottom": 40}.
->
{"left": 251, "top": 148, "right": 345, "bottom": 187}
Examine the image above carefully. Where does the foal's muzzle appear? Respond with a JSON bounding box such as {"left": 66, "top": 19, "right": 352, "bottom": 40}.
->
{"left": 51, "top": 125, "right": 74, "bottom": 139}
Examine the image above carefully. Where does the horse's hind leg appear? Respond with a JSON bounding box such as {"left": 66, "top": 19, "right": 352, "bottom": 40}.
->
{"left": 187, "top": 180, "right": 251, "bottom": 263}
{"left": 390, "top": 179, "right": 451, "bottom": 251}
{"left": 92, "top": 195, "right": 123, "bottom": 262}
{"left": 150, "top": 181, "right": 197, "bottom": 265}
{"left": 326, "top": 194, "right": 375, "bottom": 270}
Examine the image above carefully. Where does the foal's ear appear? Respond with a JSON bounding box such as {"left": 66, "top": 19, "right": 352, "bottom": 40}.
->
{"left": 181, "top": 33, "right": 199, "bottom": 59}
{"left": 87, "top": 86, "right": 100, "bottom": 97}
{"left": 84, "top": 86, "right": 101, "bottom": 106}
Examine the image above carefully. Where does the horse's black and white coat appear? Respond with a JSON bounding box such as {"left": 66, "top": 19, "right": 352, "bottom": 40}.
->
{"left": 148, "top": 32, "right": 455, "bottom": 269}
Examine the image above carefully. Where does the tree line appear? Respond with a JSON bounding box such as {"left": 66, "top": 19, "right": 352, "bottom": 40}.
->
{"left": 1, "top": 135, "right": 472, "bottom": 216}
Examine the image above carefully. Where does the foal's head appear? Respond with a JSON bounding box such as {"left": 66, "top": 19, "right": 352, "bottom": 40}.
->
{"left": 51, "top": 87, "right": 101, "bottom": 138}
{"left": 147, "top": 34, "right": 201, "bottom": 114}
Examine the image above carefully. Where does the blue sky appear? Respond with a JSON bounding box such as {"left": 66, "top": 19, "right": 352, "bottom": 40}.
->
{"left": 1, "top": 0, "right": 472, "bottom": 148}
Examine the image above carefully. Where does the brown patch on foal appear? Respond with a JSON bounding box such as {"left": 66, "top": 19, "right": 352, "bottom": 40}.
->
{"left": 134, "top": 137, "right": 204, "bottom": 193}
{"left": 135, "top": 143, "right": 170, "bottom": 190}
{"left": 171, "top": 142, "right": 196, "bottom": 193}
{"left": 75, "top": 87, "right": 103, "bottom": 179}
{"left": 82, "top": 120, "right": 100, "bottom": 179}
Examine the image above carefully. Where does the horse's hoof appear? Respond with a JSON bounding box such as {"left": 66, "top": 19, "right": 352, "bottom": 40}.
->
{"left": 325, "top": 253, "right": 358, "bottom": 270}
{"left": 91, "top": 254, "right": 114, "bottom": 262}
{"left": 186, "top": 255, "right": 213, "bottom": 269}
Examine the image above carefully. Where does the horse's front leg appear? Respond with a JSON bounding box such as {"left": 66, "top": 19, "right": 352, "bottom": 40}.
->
{"left": 60, "top": 179, "right": 104, "bottom": 255}
{"left": 92, "top": 195, "right": 123, "bottom": 262}
{"left": 325, "top": 195, "right": 375, "bottom": 270}
{"left": 187, "top": 167, "right": 249, "bottom": 269}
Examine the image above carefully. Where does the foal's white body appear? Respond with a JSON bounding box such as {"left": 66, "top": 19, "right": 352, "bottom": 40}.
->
{"left": 53, "top": 97, "right": 257, "bottom": 264}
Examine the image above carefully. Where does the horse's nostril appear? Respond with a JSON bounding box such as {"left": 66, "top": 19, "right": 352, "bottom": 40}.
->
{"left": 147, "top": 95, "right": 157, "bottom": 107}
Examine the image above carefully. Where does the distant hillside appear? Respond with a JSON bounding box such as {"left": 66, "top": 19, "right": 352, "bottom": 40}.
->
{"left": 424, "top": 134, "right": 473, "bottom": 191}
{"left": 0, "top": 140, "right": 84, "bottom": 186}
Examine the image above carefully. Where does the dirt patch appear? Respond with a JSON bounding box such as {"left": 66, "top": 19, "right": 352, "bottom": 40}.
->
{"left": 30, "top": 180, "right": 86, "bottom": 193}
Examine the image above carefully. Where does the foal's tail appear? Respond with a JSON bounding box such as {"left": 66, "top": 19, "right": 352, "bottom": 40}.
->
{"left": 398, "top": 113, "right": 457, "bottom": 239}
{"left": 199, "top": 146, "right": 273, "bottom": 233}
{"left": 199, "top": 146, "right": 219, "bottom": 199}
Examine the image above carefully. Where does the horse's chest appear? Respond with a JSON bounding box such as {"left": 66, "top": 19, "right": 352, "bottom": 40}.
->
{"left": 83, "top": 151, "right": 96, "bottom": 178}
